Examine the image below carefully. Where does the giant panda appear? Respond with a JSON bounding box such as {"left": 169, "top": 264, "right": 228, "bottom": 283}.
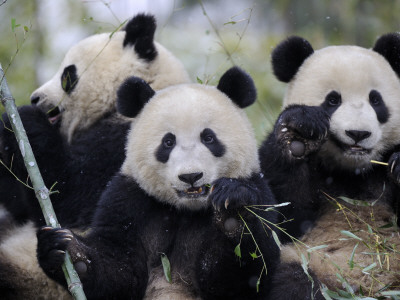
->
{"left": 0, "top": 13, "right": 190, "bottom": 299}
{"left": 36, "top": 67, "right": 280, "bottom": 300}
{"left": 259, "top": 34, "right": 400, "bottom": 299}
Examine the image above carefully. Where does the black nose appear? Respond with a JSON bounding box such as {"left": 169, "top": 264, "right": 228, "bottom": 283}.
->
{"left": 30, "top": 94, "right": 40, "bottom": 105}
{"left": 178, "top": 172, "right": 203, "bottom": 185}
{"left": 345, "top": 130, "right": 371, "bottom": 143}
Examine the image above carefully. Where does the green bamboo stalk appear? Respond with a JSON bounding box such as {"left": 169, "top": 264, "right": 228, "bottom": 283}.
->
{"left": 0, "top": 64, "right": 87, "bottom": 300}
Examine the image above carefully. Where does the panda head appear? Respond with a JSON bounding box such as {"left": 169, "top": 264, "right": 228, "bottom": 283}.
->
{"left": 30, "top": 13, "right": 190, "bottom": 142}
{"left": 272, "top": 34, "right": 400, "bottom": 171}
{"left": 118, "top": 67, "right": 259, "bottom": 210}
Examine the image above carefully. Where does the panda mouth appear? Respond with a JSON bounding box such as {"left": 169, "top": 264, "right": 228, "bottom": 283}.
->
{"left": 330, "top": 136, "right": 371, "bottom": 155}
{"left": 47, "top": 106, "right": 62, "bottom": 125}
{"left": 176, "top": 185, "right": 211, "bottom": 198}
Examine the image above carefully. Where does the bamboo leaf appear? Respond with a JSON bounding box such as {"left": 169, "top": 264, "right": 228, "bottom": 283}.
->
{"left": 340, "top": 230, "right": 362, "bottom": 241}
{"left": 271, "top": 230, "right": 282, "bottom": 250}
{"left": 307, "top": 245, "right": 328, "bottom": 252}
{"left": 161, "top": 253, "right": 172, "bottom": 283}
{"left": 348, "top": 243, "right": 358, "bottom": 270}
{"left": 362, "top": 262, "right": 377, "bottom": 274}
{"left": 234, "top": 244, "right": 241, "bottom": 258}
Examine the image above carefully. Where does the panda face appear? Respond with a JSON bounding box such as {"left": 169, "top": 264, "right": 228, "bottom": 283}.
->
{"left": 121, "top": 84, "right": 259, "bottom": 210}
{"left": 30, "top": 25, "right": 189, "bottom": 142}
{"left": 284, "top": 46, "right": 400, "bottom": 170}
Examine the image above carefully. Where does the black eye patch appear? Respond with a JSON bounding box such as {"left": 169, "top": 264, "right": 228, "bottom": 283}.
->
{"left": 200, "top": 128, "right": 225, "bottom": 157}
{"left": 321, "top": 90, "right": 341, "bottom": 116}
{"left": 155, "top": 132, "right": 176, "bottom": 163}
{"left": 369, "top": 90, "right": 389, "bottom": 123}
{"left": 61, "top": 65, "right": 78, "bottom": 94}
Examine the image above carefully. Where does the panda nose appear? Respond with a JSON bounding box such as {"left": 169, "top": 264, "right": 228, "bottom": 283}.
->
{"left": 178, "top": 172, "right": 203, "bottom": 186}
{"left": 345, "top": 130, "right": 371, "bottom": 144}
{"left": 30, "top": 93, "right": 40, "bottom": 105}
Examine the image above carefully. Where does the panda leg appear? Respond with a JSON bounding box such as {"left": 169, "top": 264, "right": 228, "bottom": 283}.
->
{"left": 268, "top": 262, "right": 324, "bottom": 300}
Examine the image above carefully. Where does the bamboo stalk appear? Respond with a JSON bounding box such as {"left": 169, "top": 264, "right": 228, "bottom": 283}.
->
{"left": 0, "top": 64, "right": 86, "bottom": 300}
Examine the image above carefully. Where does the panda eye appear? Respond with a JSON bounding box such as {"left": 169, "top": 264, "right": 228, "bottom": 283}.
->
{"left": 369, "top": 90, "right": 382, "bottom": 106}
{"left": 325, "top": 91, "right": 341, "bottom": 106}
{"left": 163, "top": 136, "right": 175, "bottom": 148}
{"left": 202, "top": 135, "right": 214, "bottom": 144}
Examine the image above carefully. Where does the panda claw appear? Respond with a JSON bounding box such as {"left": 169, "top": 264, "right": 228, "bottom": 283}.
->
{"left": 56, "top": 250, "right": 66, "bottom": 255}
{"left": 224, "top": 199, "right": 229, "bottom": 209}
{"left": 42, "top": 226, "right": 54, "bottom": 231}
{"left": 391, "top": 160, "right": 396, "bottom": 174}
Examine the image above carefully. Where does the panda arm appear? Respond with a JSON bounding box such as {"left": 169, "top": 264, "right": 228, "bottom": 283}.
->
{"left": 196, "top": 173, "right": 280, "bottom": 299}
{"left": 37, "top": 174, "right": 148, "bottom": 299}
{"left": 258, "top": 104, "right": 329, "bottom": 241}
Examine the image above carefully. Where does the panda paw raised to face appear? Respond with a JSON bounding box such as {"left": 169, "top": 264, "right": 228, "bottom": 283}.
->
{"left": 209, "top": 177, "right": 264, "bottom": 211}
{"left": 275, "top": 104, "right": 330, "bottom": 159}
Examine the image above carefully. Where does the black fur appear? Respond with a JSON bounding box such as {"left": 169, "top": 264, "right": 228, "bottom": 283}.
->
{"left": 37, "top": 173, "right": 280, "bottom": 299}
{"left": 373, "top": 32, "right": 400, "bottom": 77}
{"left": 0, "top": 106, "right": 130, "bottom": 228}
{"left": 271, "top": 36, "right": 314, "bottom": 83}
{"left": 123, "top": 13, "right": 157, "bottom": 61}
{"left": 155, "top": 132, "right": 176, "bottom": 163}
{"left": 200, "top": 128, "right": 226, "bottom": 157}
{"left": 259, "top": 104, "right": 400, "bottom": 299}
{"left": 61, "top": 64, "right": 78, "bottom": 94}
{"left": 117, "top": 76, "right": 155, "bottom": 118}
{"left": 216, "top": 66, "right": 256, "bottom": 108}
{"left": 369, "top": 90, "right": 389, "bottom": 123}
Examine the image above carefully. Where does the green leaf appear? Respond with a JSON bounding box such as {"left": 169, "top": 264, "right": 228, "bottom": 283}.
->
{"left": 11, "top": 18, "right": 20, "bottom": 32}
{"left": 338, "top": 196, "right": 373, "bottom": 207}
{"left": 250, "top": 251, "right": 258, "bottom": 259}
{"left": 348, "top": 243, "right": 358, "bottom": 270}
{"left": 23, "top": 26, "right": 29, "bottom": 33}
{"left": 381, "top": 290, "right": 400, "bottom": 296}
{"left": 223, "top": 21, "right": 237, "bottom": 25}
{"left": 307, "top": 245, "right": 328, "bottom": 252}
{"left": 234, "top": 244, "right": 241, "bottom": 258}
{"left": 340, "top": 230, "right": 362, "bottom": 241}
{"left": 256, "top": 279, "right": 260, "bottom": 293}
{"left": 271, "top": 230, "right": 281, "bottom": 250}
{"left": 161, "top": 253, "right": 172, "bottom": 283}
{"left": 362, "top": 262, "right": 376, "bottom": 274}
{"left": 196, "top": 77, "right": 203, "bottom": 84}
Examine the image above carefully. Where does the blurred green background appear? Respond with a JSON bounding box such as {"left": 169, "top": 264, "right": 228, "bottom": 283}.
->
{"left": 0, "top": 0, "right": 399, "bottom": 142}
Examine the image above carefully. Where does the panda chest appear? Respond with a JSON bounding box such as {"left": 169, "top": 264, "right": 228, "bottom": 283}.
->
{"left": 142, "top": 212, "right": 209, "bottom": 300}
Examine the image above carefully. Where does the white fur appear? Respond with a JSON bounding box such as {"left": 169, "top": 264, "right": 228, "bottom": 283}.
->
{"left": 284, "top": 46, "right": 400, "bottom": 170}
{"left": 31, "top": 31, "right": 190, "bottom": 142}
{"left": 0, "top": 221, "right": 72, "bottom": 299}
{"left": 121, "top": 84, "right": 260, "bottom": 210}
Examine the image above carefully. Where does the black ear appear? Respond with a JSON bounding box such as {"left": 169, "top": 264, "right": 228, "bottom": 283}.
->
{"left": 216, "top": 66, "right": 256, "bottom": 109}
{"left": 271, "top": 36, "right": 314, "bottom": 83}
{"left": 123, "top": 13, "right": 157, "bottom": 61}
{"left": 117, "top": 77, "right": 155, "bottom": 118}
{"left": 373, "top": 33, "right": 400, "bottom": 77}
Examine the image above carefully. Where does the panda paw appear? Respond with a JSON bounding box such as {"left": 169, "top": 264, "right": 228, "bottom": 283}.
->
{"left": 275, "top": 104, "right": 330, "bottom": 159}
{"left": 37, "top": 226, "right": 73, "bottom": 274}
{"left": 209, "top": 177, "right": 261, "bottom": 211}
{"left": 388, "top": 152, "right": 400, "bottom": 185}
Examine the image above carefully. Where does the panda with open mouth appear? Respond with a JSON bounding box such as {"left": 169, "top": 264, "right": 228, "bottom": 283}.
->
{"left": 36, "top": 67, "right": 280, "bottom": 300}
{"left": 259, "top": 33, "right": 400, "bottom": 299}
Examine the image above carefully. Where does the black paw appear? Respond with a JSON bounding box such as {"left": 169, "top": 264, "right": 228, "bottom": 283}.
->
{"left": 388, "top": 152, "right": 400, "bottom": 185}
{"left": 275, "top": 104, "right": 330, "bottom": 159}
{"left": 209, "top": 177, "right": 261, "bottom": 211}
{"left": 37, "top": 226, "right": 73, "bottom": 274}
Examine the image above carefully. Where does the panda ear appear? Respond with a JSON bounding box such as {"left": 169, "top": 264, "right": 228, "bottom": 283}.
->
{"left": 373, "top": 33, "right": 400, "bottom": 77}
{"left": 216, "top": 66, "right": 257, "bottom": 109}
{"left": 123, "top": 13, "right": 157, "bottom": 61}
{"left": 117, "top": 77, "right": 155, "bottom": 118}
{"left": 271, "top": 36, "right": 314, "bottom": 83}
